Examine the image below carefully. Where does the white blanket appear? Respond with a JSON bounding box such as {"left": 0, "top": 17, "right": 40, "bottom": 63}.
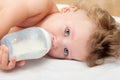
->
{"left": 0, "top": 4, "right": 120, "bottom": 80}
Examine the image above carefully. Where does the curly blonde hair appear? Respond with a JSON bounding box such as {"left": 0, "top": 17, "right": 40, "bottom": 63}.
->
{"left": 75, "top": 0, "right": 120, "bottom": 67}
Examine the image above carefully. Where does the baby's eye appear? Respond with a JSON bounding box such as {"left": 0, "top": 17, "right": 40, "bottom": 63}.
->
{"left": 64, "top": 27, "right": 70, "bottom": 36}
{"left": 64, "top": 48, "right": 69, "bottom": 56}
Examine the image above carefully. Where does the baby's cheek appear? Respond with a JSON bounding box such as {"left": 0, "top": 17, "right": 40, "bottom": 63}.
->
{"left": 48, "top": 50, "right": 65, "bottom": 59}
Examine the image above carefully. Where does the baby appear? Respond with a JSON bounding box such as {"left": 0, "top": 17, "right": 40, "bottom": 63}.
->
{"left": 0, "top": 0, "right": 120, "bottom": 70}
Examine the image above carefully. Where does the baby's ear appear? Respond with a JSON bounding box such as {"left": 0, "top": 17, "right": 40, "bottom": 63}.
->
{"left": 60, "top": 5, "right": 78, "bottom": 13}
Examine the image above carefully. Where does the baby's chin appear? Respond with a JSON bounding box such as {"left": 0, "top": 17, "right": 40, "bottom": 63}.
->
{"left": 47, "top": 51, "right": 54, "bottom": 57}
{"left": 47, "top": 52, "right": 59, "bottom": 58}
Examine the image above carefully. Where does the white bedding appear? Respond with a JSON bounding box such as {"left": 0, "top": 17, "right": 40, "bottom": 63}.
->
{"left": 0, "top": 4, "right": 120, "bottom": 80}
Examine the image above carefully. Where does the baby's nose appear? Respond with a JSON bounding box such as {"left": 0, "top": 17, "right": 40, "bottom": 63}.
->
{"left": 52, "top": 36, "right": 61, "bottom": 49}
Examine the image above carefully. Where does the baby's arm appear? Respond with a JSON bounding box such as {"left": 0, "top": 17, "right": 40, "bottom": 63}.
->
{"left": 0, "top": 0, "right": 29, "bottom": 39}
{"left": 0, "top": 0, "right": 58, "bottom": 39}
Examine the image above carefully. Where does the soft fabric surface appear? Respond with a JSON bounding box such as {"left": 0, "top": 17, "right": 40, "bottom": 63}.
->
{"left": 0, "top": 4, "right": 120, "bottom": 80}
{"left": 0, "top": 56, "right": 120, "bottom": 80}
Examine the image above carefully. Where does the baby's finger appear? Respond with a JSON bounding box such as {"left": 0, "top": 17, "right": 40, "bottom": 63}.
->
{"left": 1, "top": 45, "right": 8, "bottom": 66}
{"left": 7, "top": 57, "right": 16, "bottom": 70}
{"left": 16, "top": 61, "right": 25, "bottom": 67}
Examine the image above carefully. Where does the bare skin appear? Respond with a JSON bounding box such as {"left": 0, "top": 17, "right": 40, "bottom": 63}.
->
{"left": 0, "top": 0, "right": 58, "bottom": 39}
{"left": 0, "top": 0, "right": 96, "bottom": 71}
{"left": 0, "top": 0, "right": 58, "bottom": 71}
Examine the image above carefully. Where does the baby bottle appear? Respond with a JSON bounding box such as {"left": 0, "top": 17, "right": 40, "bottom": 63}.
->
{"left": 1, "top": 27, "right": 51, "bottom": 61}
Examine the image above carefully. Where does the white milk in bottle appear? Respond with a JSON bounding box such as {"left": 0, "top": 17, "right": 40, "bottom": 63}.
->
{"left": 1, "top": 27, "right": 51, "bottom": 61}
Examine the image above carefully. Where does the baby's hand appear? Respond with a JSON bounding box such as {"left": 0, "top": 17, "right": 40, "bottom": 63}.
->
{"left": 0, "top": 45, "right": 25, "bottom": 71}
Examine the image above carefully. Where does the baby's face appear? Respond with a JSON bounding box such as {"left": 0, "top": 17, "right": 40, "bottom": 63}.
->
{"left": 40, "top": 9, "right": 96, "bottom": 61}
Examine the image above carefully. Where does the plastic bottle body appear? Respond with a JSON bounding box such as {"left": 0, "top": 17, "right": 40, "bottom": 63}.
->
{"left": 1, "top": 27, "right": 51, "bottom": 61}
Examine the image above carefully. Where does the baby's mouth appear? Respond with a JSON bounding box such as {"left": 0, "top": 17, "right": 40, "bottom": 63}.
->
{"left": 51, "top": 35, "right": 55, "bottom": 49}
{"left": 48, "top": 33, "right": 54, "bottom": 49}
{"left": 47, "top": 34, "right": 54, "bottom": 54}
